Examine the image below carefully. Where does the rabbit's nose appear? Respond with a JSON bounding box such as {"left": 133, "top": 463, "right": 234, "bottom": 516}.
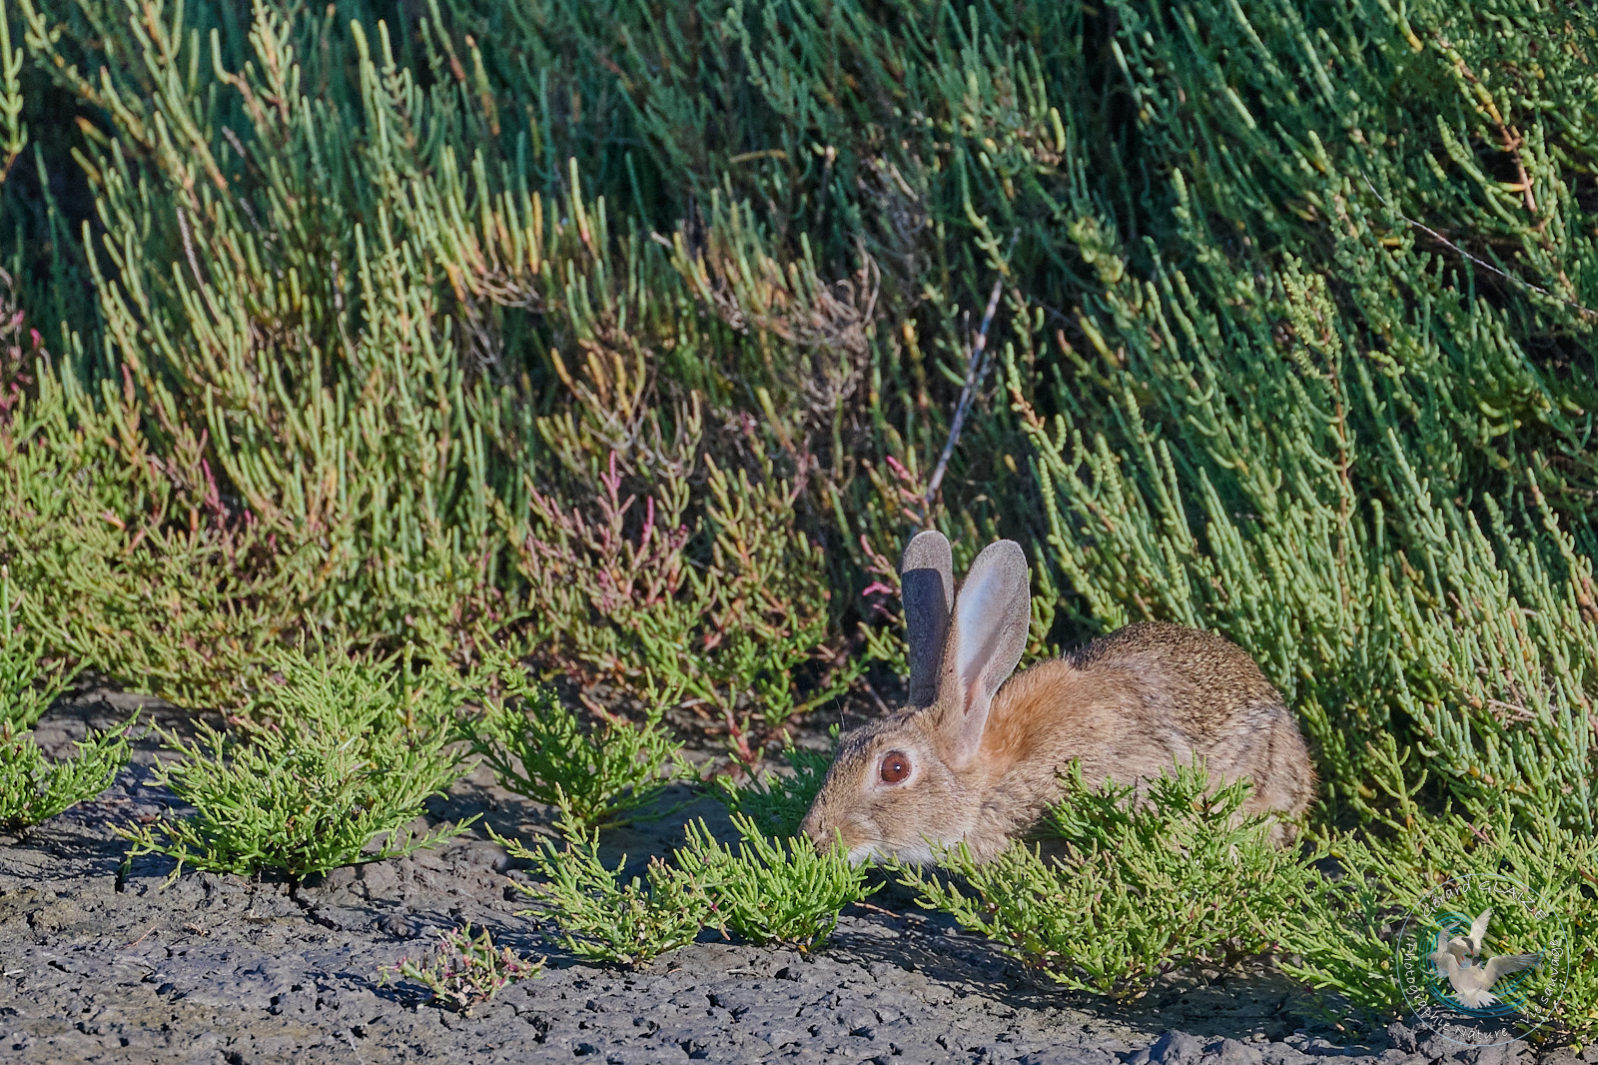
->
{"left": 797, "top": 808, "right": 829, "bottom": 852}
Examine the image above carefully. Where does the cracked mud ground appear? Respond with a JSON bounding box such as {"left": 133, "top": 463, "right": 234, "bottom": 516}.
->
{"left": 2, "top": 693, "right": 1590, "bottom": 1065}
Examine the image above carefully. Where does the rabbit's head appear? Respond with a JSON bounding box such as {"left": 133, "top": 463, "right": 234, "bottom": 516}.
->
{"left": 800, "top": 531, "right": 1031, "bottom": 864}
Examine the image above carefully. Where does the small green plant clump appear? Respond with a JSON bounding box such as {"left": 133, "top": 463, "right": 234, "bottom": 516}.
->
{"left": 0, "top": 567, "right": 131, "bottom": 829}
{"left": 712, "top": 740, "right": 833, "bottom": 838}
{"left": 901, "top": 763, "right": 1320, "bottom": 999}
{"left": 120, "top": 649, "right": 479, "bottom": 883}
{"left": 677, "top": 812, "right": 872, "bottom": 949}
{"left": 501, "top": 808, "right": 873, "bottom": 965}
{"left": 459, "top": 671, "right": 688, "bottom": 830}
{"left": 378, "top": 922, "right": 543, "bottom": 1013}
{"left": 498, "top": 815, "right": 715, "bottom": 967}
{"left": 0, "top": 725, "right": 133, "bottom": 830}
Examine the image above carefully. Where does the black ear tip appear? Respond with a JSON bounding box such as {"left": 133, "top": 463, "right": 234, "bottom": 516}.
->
{"left": 901, "top": 565, "right": 952, "bottom": 612}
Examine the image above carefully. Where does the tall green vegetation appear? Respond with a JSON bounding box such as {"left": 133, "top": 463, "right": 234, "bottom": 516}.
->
{"left": 0, "top": 0, "right": 1593, "bottom": 1029}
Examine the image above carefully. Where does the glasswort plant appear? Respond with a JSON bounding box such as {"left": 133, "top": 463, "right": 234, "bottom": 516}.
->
{"left": 500, "top": 806, "right": 872, "bottom": 964}
{"left": 676, "top": 812, "right": 875, "bottom": 950}
{"left": 377, "top": 922, "right": 543, "bottom": 1013}
{"left": 901, "top": 763, "right": 1321, "bottom": 999}
{"left": 459, "top": 669, "right": 688, "bottom": 830}
{"left": 498, "top": 813, "right": 714, "bottom": 967}
{"left": 120, "top": 649, "right": 479, "bottom": 883}
{"left": 0, "top": 566, "right": 131, "bottom": 829}
{"left": 712, "top": 739, "right": 833, "bottom": 838}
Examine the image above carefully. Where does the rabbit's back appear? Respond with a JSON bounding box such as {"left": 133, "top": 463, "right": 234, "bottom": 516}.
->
{"left": 1064, "top": 622, "right": 1281, "bottom": 726}
{"left": 987, "top": 621, "right": 1313, "bottom": 835}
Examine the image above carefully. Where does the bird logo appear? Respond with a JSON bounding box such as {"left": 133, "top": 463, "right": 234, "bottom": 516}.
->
{"left": 1425, "top": 908, "right": 1542, "bottom": 1011}
{"left": 1394, "top": 874, "right": 1568, "bottom": 1048}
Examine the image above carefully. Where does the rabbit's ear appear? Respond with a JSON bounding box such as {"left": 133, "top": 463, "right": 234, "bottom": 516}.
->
{"left": 901, "top": 530, "right": 955, "bottom": 708}
{"left": 934, "top": 540, "right": 1030, "bottom": 767}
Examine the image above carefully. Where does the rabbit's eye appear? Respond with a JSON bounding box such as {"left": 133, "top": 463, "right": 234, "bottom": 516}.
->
{"left": 879, "top": 750, "right": 911, "bottom": 784}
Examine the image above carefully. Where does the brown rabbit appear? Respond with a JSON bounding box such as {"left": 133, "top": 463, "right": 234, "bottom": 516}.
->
{"left": 800, "top": 532, "right": 1314, "bottom": 864}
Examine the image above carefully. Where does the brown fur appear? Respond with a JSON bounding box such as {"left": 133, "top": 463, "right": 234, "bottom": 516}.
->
{"left": 970, "top": 624, "right": 1315, "bottom": 849}
{"left": 800, "top": 545, "right": 1316, "bottom": 865}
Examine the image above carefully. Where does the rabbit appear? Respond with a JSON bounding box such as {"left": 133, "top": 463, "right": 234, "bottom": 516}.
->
{"left": 800, "top": 531, "right": 1314, "bottom": 864}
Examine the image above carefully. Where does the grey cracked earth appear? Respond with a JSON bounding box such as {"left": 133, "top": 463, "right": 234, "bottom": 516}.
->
{"left": 2, "top": 692, "right": 1590, "bottom": 1064}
